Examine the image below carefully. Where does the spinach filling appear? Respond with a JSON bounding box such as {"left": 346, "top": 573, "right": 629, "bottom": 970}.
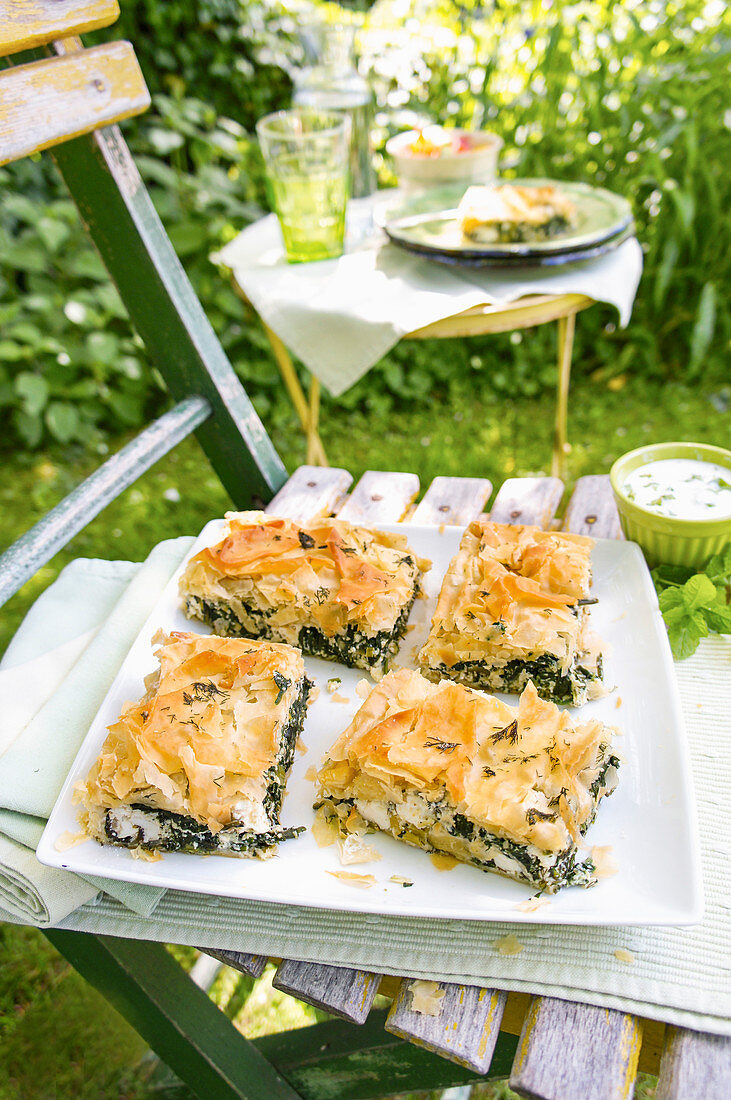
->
{"left": 433, "top": 652, "right": 602, "bottom": 704}
{"left": 298, "top": 594, "right": 415, "bottom": 669}
{"left": 317, "top": 744, "right": 619, "bottom": 891}
{"left": 186, "top": 589, "right": 417, "bottom": 671}
{"left": 262, "top": 676, "right": 311, "bottom": 821}
{"left": 493, "top": 215, "right": 571, "bottom": 244}
{"left": 104, "top": 806, "right": 303, "bottom": 854}
{"left": 441, "top": 812, "right": 593, "bottom": 889}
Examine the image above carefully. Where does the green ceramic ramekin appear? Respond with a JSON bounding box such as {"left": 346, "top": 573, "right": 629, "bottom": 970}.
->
{"left": 610, "top": 441, "right": 731, "bottom": 569}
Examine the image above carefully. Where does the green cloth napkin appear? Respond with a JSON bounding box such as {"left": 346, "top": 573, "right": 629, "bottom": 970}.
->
{"left": 0, "top": 538, "right": 194, "bottom": 925}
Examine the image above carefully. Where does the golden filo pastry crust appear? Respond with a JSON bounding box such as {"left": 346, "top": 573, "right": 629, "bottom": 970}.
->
{"left": 418, "top": 520, "right": 604, "bottom": 705}
{"left": 79, "top": 632, "right": 310, "bottom": 858}
{"left": 179, "top": 512, "right": 429, "bottom": 671}
{"left": 315, "top": 669, "right": 619, "bottom": 892}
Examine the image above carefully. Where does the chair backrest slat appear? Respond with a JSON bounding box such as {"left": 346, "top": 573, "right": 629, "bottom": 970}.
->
{"left": 0, "top": 41, "right": 149, "bottom": 166}
{"left": 0, "top": 0, "right": 120, "bottom": 56}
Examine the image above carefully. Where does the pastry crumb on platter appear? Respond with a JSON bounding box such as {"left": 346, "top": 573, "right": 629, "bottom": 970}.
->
{"left": 326, "top": 870, "right": 377, "bottom": 889}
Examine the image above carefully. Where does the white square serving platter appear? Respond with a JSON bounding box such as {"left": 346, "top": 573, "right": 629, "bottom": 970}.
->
{"left": 37, "top": 521, "right": 703, "bottom": 926}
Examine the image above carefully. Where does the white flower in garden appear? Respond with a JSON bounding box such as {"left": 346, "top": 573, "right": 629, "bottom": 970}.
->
{"left": 64, "top": 301, "right": 87, "bottom": 325}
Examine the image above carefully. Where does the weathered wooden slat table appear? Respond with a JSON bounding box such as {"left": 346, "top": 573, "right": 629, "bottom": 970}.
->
{"left": 202, "top": 464, "right": 730, "bottom": 1099}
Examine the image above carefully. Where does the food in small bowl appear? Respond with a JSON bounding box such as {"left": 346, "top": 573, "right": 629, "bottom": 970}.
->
{"left": 458, "top": 183, "right": 576, "bottom": 244}
{"left": 610, "top": 442, "right": 731, "bottom": 569}
{"left": 386, "top": 125, "right": 502, "bottom": 187}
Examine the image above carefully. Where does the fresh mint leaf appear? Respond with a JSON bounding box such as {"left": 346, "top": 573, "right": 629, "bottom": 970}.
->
{"left": 661, "top": 603, "right": 692, "bottom": 627}
{"left": 658, "top": 571, "right": 723, "bottom": 659}
{"left": 680, "top": 573, "right": 717, "bottom": 611}
{"left": 658, "top": 587, "right": 685, "bottom": 614}
{"left": 706, "top": 596, "right": 731, "bottom": 634}
{"left": 705, "top": 546, "right": 731, "bottom": 586}
{"left": 667, "top": 610, "right": 708, "bottom": 660}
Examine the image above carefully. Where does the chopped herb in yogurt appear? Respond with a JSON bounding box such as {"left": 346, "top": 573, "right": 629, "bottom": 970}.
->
{"left": 623, "top": 458, "right": 731, "bottom": 520}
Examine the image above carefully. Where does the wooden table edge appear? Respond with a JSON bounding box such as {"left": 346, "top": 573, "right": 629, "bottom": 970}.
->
{"left": 404, "top": 292, "right": 596, "bottom": 339}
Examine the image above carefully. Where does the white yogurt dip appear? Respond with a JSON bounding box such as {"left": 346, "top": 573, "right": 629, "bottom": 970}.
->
{"left": 623, "top": 458, "right": 731, "bottom": 520}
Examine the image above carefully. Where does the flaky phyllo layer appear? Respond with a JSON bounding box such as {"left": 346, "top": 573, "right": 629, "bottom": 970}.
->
{"left": 179, "top": 512, "right": 428, "bottom": 671}
{"left": 79, "top": 632, "right": 309, "bottom": 858}
{"left": 418, "top": 520, "right": 604, "bottom": 705}
{"left": 315, "top": 669, "right": 619, "bottom": 892}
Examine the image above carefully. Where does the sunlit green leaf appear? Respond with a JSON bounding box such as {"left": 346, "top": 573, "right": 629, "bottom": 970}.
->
{"left": 45, "top": 401, "right": 80, "bottom": 443}
{"left": 653, "top": 237, "right": 679, "bottom": 312}
{"left": 14, "top": 372, "right": 49, "bottom": 415}
{"left": 688, "top": 282, "right": 717, "bottom": 377}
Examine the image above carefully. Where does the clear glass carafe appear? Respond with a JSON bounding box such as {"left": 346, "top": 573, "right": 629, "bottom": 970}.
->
{"left": 292, "top": 22, "right": 375, "bottom": 198}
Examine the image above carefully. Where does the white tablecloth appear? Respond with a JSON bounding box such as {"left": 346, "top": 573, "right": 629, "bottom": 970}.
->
{"left": 216, "top": 195, "right": 643, "bottom": 396}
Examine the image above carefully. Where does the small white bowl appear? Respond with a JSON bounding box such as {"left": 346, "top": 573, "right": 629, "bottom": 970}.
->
{"left": 386, "top": 127, "right": 503, "bottom": 189}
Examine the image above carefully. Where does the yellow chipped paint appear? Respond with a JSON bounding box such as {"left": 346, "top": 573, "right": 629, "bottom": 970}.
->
{"left": 0, "top": 0, "right": 120, "bottom": 56}
{"left": 617, "top": 1016, "right": 643, "bottom": 1098}
{"left": 476, "top": 992, "right": 501, "bottom": 1059}
{"left": 359, "top": 973, "right": 379, "bottom": 1011}
{"left": 0, "top": 42, "right": 150, "bottom": 166}
{"left": 513, "top": 997, "right": 541, "bottom": 1071}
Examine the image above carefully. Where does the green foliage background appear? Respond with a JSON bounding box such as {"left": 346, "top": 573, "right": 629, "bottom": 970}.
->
{"left": 0, "top": 0, "right": 728, "bottom": 451}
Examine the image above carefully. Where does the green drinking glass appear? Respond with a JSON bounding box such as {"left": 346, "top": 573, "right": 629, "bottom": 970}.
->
{"left": 256, "top": 108, "right": 351, "bottom": 263}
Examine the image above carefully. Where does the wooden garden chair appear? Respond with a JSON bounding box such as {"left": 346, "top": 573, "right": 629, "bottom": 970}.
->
{"left": 0, "top": 4, "right": 729, "bottom": 1098}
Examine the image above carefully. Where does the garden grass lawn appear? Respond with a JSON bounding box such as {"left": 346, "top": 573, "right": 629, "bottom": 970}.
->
{"left": 0, "top": 372, "right": 727, "bottom": 1097}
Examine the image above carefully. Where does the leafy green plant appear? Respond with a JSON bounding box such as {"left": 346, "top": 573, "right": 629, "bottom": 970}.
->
{"left": 653, "top": 547, "right": 731, "bottom": 659}
{"left": 0, "top": 0, "right": 728, "bottom": 454}
{"left": 364, "top": 0, "right": 730, "bottom": 385}
{"left": 112, "top": 0, "right": 296, "bottom": 130}
{"left": 0, "top": 91, "right": 281, "bottom": 451}
{"left": 0, "top": 171, "right": 162, "bottom": 450}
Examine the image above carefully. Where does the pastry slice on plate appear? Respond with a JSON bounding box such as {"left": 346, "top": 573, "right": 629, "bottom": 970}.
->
{"left": 79, "top": 632, "right": 310, "bottom": 859}
{"left": 180, "top": 511, "right": 428, "bottom": 672}
{"left": 315, "top": 669, "right": 619, "bottom": 893}
{"left": 418, "top": 519, "right": 604, "bottom": 705}
{"left": 458, "top": 183, "right": 576, "bottom": 244}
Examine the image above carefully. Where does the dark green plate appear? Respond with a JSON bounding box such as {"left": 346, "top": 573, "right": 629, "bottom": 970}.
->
{"left": 380, "top": 179, "right": 634, "bottom": 264}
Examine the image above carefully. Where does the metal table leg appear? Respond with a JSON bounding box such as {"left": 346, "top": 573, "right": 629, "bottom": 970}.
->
{"left": 261, "top": 321, "right": 329, "bottom": 467}
{"left": 552, "top": 311, "right": 576, "bottom": 479}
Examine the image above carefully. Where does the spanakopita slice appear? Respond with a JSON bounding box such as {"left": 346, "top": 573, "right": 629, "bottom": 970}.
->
{"left": 315, "top": 669, "right": 619, "bottom": 893}
{"left": 458, "top": 183, "right": 576, "bottom": 244}
{"left": 79, "top": 632, "right": 310, "bottom": 858}
{"left": 179, "top": 511, "right": 428, "bottom": 672}
{"left": 418, "top": 519, "right": 604, "bottom": 705}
